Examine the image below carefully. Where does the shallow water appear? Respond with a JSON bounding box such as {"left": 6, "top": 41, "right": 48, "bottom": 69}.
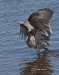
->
{"left": 0, "top": 0, "right": 59, "bottom": 75}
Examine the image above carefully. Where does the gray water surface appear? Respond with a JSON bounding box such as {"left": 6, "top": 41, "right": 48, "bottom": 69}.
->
{"left": 0, "top": 0, "right": 59, "bottom": 75}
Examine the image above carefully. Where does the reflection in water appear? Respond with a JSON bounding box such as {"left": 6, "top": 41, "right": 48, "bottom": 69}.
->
{"left": 20, "top": 50, "right": 53, "bottom": 75}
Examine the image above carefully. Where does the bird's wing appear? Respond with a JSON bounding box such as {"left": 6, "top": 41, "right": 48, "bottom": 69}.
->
{"left": 28, "top": 8, "right": 53, "bottom": 24}
{"left": 37, "top": 8, "right": 53, "bottom": 21}
{"left": 35, "top": 30, "right": 50, "bottom": 49}
{"left": 19, "top": 22, "right": 34, "bottom": 38}
{"left": 28, "top": 8, "right": 53, "bottom": 37}
{"left": 19, "top": 22, "right": 28, "bottom": 38}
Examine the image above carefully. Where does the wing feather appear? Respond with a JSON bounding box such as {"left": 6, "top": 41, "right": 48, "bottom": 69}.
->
{"left": 20, "top": 23, "right": 28, "bottom": 38}
{"left": 28, "top": 8, "right": 53, "bottom": 24}
{"left": 28, "top": 8, "right": 53, "bottom": 37}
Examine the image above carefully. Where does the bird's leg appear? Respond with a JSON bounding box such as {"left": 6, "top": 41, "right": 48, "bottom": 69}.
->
{"left": 44, "top": 47, "right": 48, "bottom": 50}
{"left": 37, "top": 45, "right": 40, "bottom": 57}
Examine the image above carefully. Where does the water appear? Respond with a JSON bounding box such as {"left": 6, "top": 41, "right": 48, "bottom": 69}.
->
{"left": 0, "top": 0, "right": 59, "bottom": 75}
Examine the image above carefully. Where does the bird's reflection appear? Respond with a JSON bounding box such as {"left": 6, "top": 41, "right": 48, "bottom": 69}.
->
{"left": 20, "top": 50, "right": 53, "bottom": 75}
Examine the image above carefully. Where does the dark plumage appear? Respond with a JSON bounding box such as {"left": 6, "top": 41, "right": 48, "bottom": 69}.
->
{"left": 19, "top": 8, "right": 53, "bottom": 53}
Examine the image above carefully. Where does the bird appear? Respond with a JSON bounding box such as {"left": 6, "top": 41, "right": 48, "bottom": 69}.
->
{"left": 19, "top": 8, "right": 53, "bottom": 54}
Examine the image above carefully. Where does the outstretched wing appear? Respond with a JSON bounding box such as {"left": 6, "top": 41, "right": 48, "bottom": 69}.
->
{"left": 37, "top": 8, "right": 53, "bottom": 21}
{"left": 19, "top": 22, "right": 34, "bottom": 38}
{"left": 28, "top": 8, "right": 53, "bottom": 36}
{"left": 28, "top": 8, "right": 53, "bottom": 25}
